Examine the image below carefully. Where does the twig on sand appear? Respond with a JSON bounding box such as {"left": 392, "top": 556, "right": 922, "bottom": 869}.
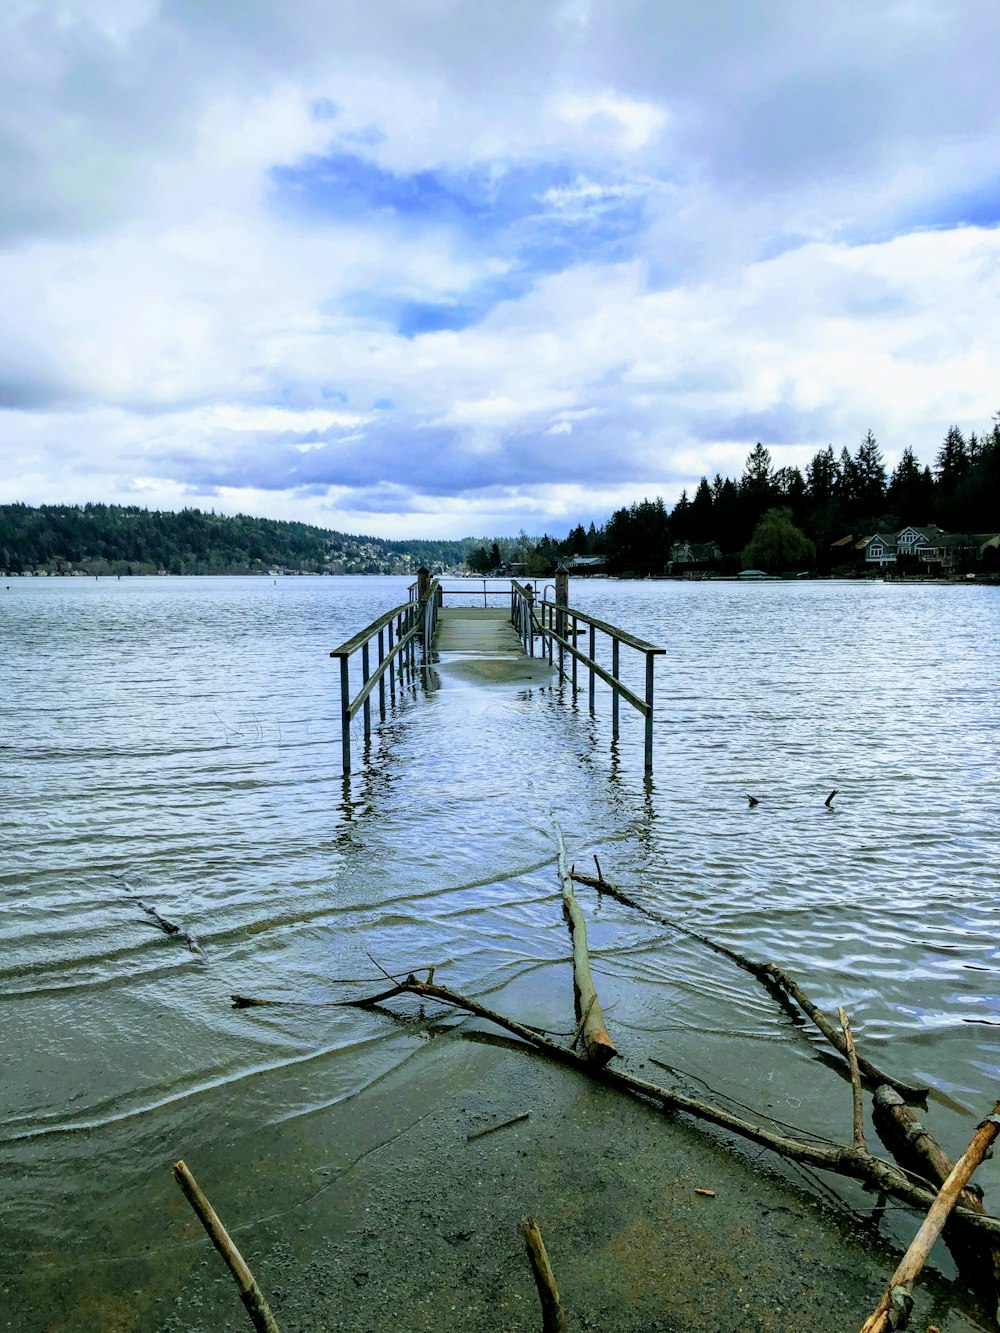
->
{"left": 521, "top": 1216, "right": 570, "bottom": 1333}
{"left": 172, "top": 1159, "right": 281, "bottom": 1333}
{"left": 467, "top": 1112, "right": 531, "bottom": 1142}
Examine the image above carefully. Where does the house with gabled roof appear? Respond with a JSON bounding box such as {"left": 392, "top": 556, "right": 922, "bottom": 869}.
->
{"left": 857, "top": 525, "right": 998, "bottom": 572}
{"left": 863, "top": 533, "right": 896, "bottom": 565}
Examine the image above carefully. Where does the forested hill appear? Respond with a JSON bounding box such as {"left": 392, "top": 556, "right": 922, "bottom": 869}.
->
{"left": 0, "top": 503, "right": 478, "bottom": 576}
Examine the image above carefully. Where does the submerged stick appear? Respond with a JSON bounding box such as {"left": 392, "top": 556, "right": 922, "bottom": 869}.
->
{"left": 467, "top": 1112, "right": 530, "bottom": 1142}
{"left": 172, "top": 1160, "right": 281, "bottom": 1333}
{"left": 132, "top": 898, "right": 205, "bottom": 959}
{"left": 521, "top": 1216, "right": 570, "bottom": 1333}
{"left": 554, "top": 825, "right": 617, "bottom": 1066}
{"left": 860, "top": 1101, "right": 1000, "bottom": 1333}
{"left": 569, "top": 868, "right": 927, "bottom": 1100}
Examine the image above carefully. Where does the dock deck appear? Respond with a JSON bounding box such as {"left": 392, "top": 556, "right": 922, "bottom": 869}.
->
{"left": 433, "top": 606, "right": 525, "bottom": 656}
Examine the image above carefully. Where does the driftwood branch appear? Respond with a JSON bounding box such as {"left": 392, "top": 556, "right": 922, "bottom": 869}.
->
{"left": 241, "top": 972, "right": 1000, "bottom": 1240}
{"left": 860, "top": 1102, "right": 1000, "bottom": 1332}
{"left": 172, "top": 1159, "right": 281, "bottom": 1333}
{"left": 873, "top": 1086, "right": 1000, "bottom": 1298}
{"left": 570, "top": 868, "right": 927, "bottom": 1100}
{"left": 521, "top": 1216, "right": 570, "bottom": 1333}
{"left": 132, "top": 898, "right": 205, "bottom": 958}
{"left": 554, "top": 824, "right": 616, "bottom": 1066}
{"left": 839, "top": 1007, "right": 867, "bottom": 1151}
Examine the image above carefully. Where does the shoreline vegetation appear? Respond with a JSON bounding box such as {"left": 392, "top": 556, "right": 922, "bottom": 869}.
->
{"left": 4, "top": 420, "right": 999, "bottom": 581}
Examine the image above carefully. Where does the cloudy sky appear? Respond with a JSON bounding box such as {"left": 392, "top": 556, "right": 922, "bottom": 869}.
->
{"left": 3, "top": 1, "right": 999, "bottom": 537}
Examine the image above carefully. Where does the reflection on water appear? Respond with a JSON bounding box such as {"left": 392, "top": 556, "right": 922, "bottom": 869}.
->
{"left": 1, "top": 575, "right": 998, "bottom": 1286}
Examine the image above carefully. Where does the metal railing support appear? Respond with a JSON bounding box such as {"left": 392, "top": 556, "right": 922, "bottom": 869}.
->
{"left": 377, "top": 628, "right": 386, "bottom": 721}
{"left": 588, "top": 623, "right": 596, "bottom": 714}
{"left": 644, "top": 650, "right": 655, "bottom": 775}
{"left": 361, "top": 641, "right": 371, "bottom": 740}
{"left": 339, "top": 654, "right": 351, "bottom": 773}
{"left": 611, "top": 637, "right": 620, "bottom": 739}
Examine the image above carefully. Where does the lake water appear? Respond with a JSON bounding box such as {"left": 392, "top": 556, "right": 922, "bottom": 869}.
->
{"left": 1, "top": 574, "right": 997, "bottom": 1322}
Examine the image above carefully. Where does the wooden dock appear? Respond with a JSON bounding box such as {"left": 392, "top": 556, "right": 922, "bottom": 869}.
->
{"left": 330, "top": 574, "right": 663, "bottom": 775}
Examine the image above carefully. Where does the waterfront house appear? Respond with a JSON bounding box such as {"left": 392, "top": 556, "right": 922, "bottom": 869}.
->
{"left": 858, "top": 525, "right": 998, "bottom": 572}
{"left": 670, "top": 540, "right": 722, "bottom": 569}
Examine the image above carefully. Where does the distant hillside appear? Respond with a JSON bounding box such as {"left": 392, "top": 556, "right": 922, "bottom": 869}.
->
{"left": 0, "top": 503, "right": 479, "bottom": 576}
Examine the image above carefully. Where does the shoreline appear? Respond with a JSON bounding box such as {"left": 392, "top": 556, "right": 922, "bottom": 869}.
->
{"left": 11, "top": 1022, "right": 983, "bottom": 1333}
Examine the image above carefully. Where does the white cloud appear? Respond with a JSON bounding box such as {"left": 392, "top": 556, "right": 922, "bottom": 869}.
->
{"left": 2, "top": 1, "right": 999, "bottom": 535}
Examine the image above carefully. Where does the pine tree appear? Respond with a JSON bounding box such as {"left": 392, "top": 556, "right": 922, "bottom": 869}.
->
{"left": 854, "top": 430, "right": 887, "bottom": 516}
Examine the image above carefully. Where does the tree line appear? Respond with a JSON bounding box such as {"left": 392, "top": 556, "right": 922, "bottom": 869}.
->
{"left": 0, "top": 503, "right": 478, "bottom": 576}
{"left": 485, "top": 418, "right": 1000, "bottom": 577}
{"left": 5, "top": 419, "right": 997, "bottom": 580}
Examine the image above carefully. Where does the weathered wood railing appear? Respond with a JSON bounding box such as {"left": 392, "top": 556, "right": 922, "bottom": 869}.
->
{"left": 330, "top": 577, "right": 440, "bottom": 774}
{"left": 510, "top": 580, "right": 664, "bottom": 775}
{"left": 434, "top": 577, "right": 515, "bottom": 608}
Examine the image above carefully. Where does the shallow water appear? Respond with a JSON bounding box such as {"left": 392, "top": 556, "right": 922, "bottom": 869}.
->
{"left": 1, "top": 575, "right": 997, "bottom": 1305}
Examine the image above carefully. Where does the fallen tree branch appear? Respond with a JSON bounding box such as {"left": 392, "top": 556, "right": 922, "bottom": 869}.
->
{"left": 521, "top": 1216, "right": 570, "bottom": 1332}
{"left": 172, "top": 1159, "right": 281, "bottom": 1333}
{"left": 873, "top": 1085, "right": 1000, "bottom": 1300}
{"left": 860, "top": 1102, "right": 1000, "bottom": 1332}
{"left": 554, "top": 823, "right": 616, "bottom": 1066}
{"left": 238, "top": 973, "right": 999, "bottom": 1239}
{"left": 131, "top": 898, "right": 205, "bottom": 959}
{"left": 569, "top": 868, "right": 927, "bottom": 1100}
{"left": 840, "top": 1007, "right": 867, "bottom": 1151}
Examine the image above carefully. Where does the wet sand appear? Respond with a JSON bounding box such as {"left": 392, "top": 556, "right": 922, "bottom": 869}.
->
{"left": 15, "top": 1016, "right": 983, "bottom": 1333}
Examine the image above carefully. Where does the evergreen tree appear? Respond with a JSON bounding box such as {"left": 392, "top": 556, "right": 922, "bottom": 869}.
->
{"left": 741, "top": 443, "right": 774, "bottom": 497}
{"left": 670, "top": 488, "right": 692, "bottom": 541}
{"left": 688, "top": 477, "right": 715, "bottom": 540}
{"left": 935, "top": 425, "right": 969, "bottom": 494}
{"left": 854, "top": 431, "right": 887, "bottom": 516}
{"left": 805, "top": 446, "right": 839, "bottom": 506}
{"left": 887, "top": 448, "right": 934, "bottom": 525}
{"left": 835, "top": 447, "right": 860, "bottom": 512}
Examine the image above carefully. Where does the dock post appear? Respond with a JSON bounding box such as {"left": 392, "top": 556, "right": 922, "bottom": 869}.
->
{"left": 611, "top": 637, "right": 620, "bottom": 738}
{"left": 526, "top": 584, "right": 535, "bottom": 657}
{"left": 387, "top": 618, "right": 395, "bottom": 698}
{"left": 571, "top": 613, "right": 578, "bottom": 692}
{"left": 555, "top": 563, "right": 568, "bottom": 680}
{"left": 339, "top": 655, "right": 352, "bottom": 774}
{"left": 644, "top": 650, "right": 655, "bottom": 774}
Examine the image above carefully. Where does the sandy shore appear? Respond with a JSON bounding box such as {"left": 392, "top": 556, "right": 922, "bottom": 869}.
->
{"left": 16, "top": 1014, "right": 979, "bottom": 1333}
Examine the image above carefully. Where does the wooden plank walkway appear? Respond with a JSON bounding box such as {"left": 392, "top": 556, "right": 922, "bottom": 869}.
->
{"left": 433, "top": 607, "right": 526, "bottom": 657}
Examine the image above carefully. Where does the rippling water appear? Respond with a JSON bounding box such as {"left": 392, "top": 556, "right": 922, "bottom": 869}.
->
{"left": 1, "top": 575, "right": 997, "bottom": 1311}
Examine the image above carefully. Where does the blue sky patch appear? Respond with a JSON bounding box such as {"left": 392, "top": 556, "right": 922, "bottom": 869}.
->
{"left": 269, "top": 152, "right": 650, "bottom": 281}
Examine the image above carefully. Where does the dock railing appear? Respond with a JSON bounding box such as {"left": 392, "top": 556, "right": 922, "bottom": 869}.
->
{"left": 434, "top": 577, "right": 518, "bottom": 608}
{"left": 510, "top": 579, "right": 665, "bottom": 775}
{"left": 330, "top": 574, "right": 440, "bottom": 774}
